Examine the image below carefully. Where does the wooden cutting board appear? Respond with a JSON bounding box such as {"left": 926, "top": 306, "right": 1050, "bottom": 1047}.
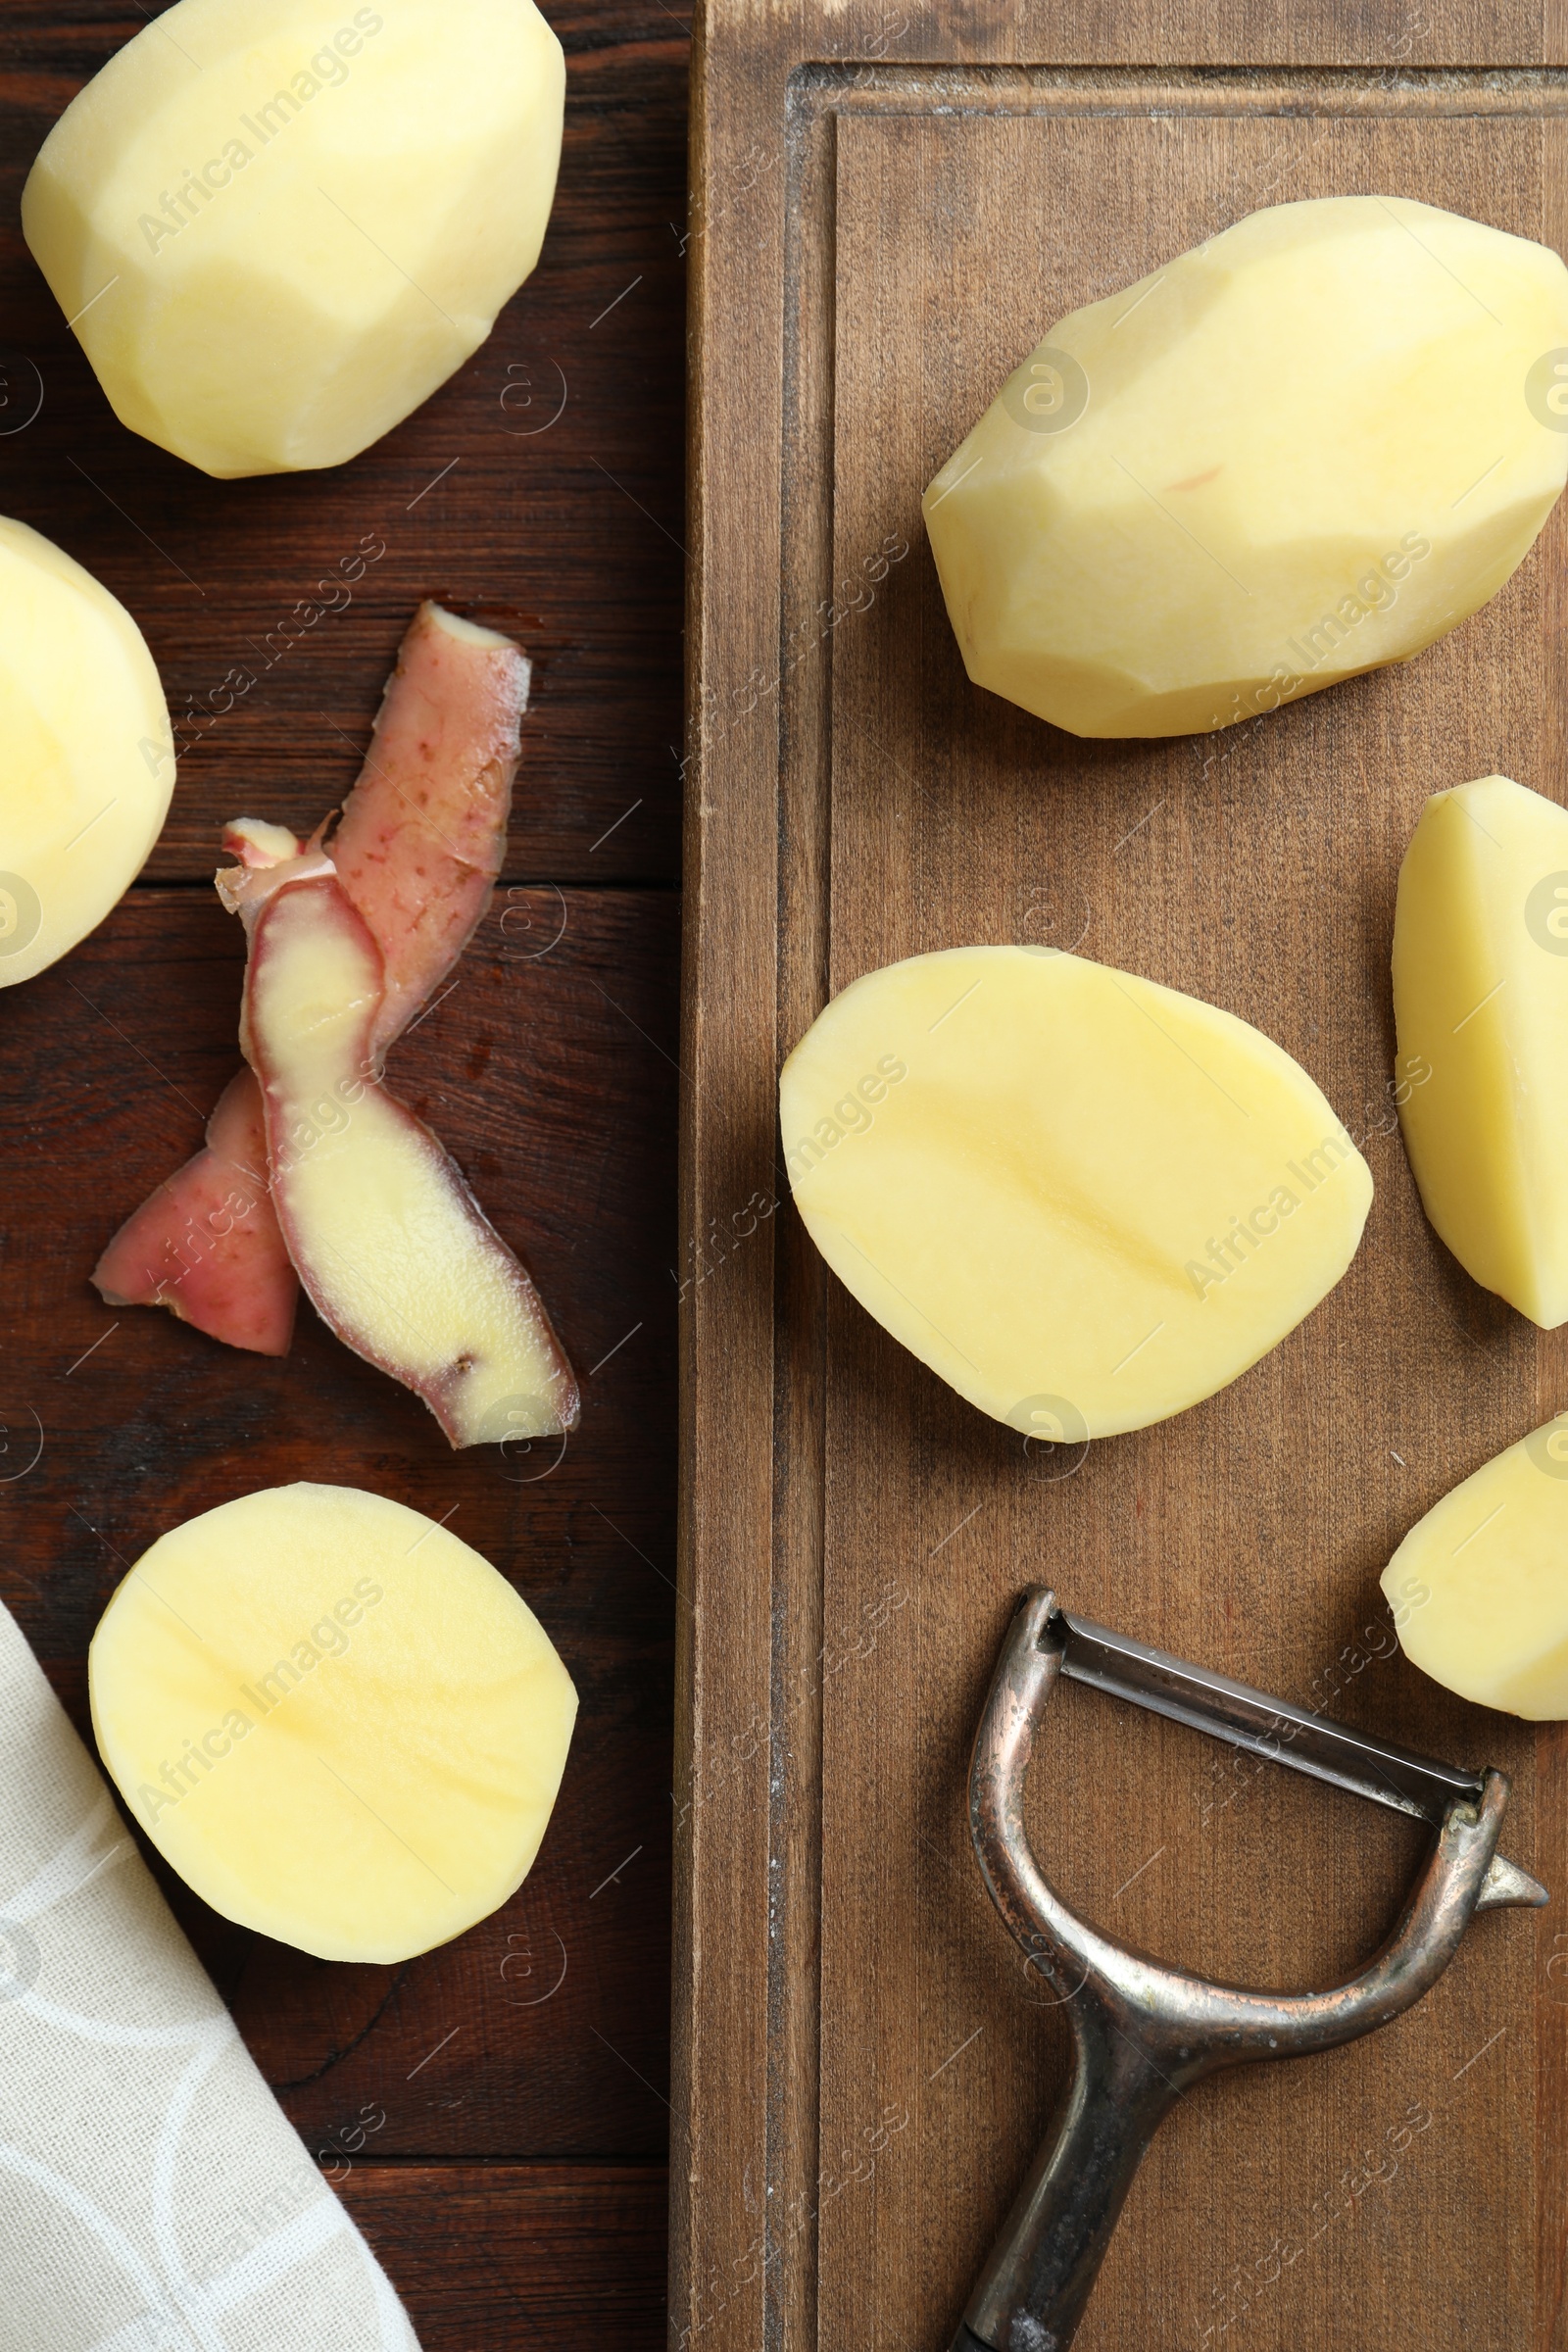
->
{"left": 678, "top": 7, "right": 1568, "bottom": 2348}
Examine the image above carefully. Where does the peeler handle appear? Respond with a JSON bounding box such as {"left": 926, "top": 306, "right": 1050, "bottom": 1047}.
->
{"left": 954, "top": 2005, "right": 1182, "bottom": 2352}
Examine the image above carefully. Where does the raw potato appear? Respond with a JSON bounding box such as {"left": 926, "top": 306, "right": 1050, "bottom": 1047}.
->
{"left": 780, "top": 948, "right": 1372, "bottom": 1439}
{"left": 1394, "top": 773, "right": 1568, "bottom": 1326}
{"left": 0, "top": 514, "right": 172, "bottom": 986}
{"left": 23, "top": 0, "right": 564, "bottom": 476}
{"left": 89, "top": 1483, "right": 577, "bottom": 1962}
{"left": 924, "top": 197, "right": 1568, "bottom": 738}
{"left": 1382, "top": 1422, "right": 1568, "bottom": 1717}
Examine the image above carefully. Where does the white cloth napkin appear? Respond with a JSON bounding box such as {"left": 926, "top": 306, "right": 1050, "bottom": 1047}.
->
{"left": 0, "top": 1598, "right": 422, "bottom": 2352}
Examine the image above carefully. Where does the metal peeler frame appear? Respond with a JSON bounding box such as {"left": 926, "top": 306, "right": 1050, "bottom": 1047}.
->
{"left": 951, "top": 1589, "right": 1548, "bottom": 2352}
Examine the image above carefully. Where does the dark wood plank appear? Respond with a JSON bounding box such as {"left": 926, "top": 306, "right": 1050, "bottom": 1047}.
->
{"left": 0, "top": 883, "right": 678, "bottom": 2156}
{"left": 337, "top": 2162, "right": 668, "bottom": 2347}
{"left": 0, "top": 0, "right": 689, "bottom": 883}
{"left": 684, "top": 20, "right": 1568, "bottom": 2352}
{"left": 0, "top": 1, "right": 688, "bottom": 2339}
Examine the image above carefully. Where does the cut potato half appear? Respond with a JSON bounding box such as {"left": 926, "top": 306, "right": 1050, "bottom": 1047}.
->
{"left": 89, "top": 1483, "right": 577, "bottom": 1962}
{"left": 0, "top": 514, "right": 172, "bottom": 986}
{"left": 780, "top": 948, "right": 1372, "bottom": 1439}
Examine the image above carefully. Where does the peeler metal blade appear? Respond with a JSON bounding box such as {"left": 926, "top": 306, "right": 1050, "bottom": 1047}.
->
{"left": 1053, "top": 1600, "right": 1546, "bottom": 1907}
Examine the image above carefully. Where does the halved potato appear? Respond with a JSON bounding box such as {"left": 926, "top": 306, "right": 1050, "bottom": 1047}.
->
{"left": 89, "top": 1483, "right": 577, "bottom": 1962}
{"left": 780, "top": 948, "right": 1372, "bottom": 1439}
{"left": 0, "top": 514, "right": 172, "bottom": 987}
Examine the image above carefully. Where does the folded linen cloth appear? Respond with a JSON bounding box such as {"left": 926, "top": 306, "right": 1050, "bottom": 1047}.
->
{"left": 0, "top": 1598, "right": 422, "bottom": 2352}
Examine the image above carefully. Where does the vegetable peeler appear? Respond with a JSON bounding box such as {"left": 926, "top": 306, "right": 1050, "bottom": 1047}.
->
{"left": 951, "top": 1589, "right": 1548, "bottom": 2352}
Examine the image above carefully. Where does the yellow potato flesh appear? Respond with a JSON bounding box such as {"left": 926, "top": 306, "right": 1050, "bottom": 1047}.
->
{"left": 23, "top": 0, "right": 564, "bottom": 476}
{"left": 0, "top": 514, "right": 172, "bottom": 986}
{"left": 779, "top": 948, "right": 1372, "bottom": 1439}
{"left": 89, "top": 1483, "right": 577, "bottom": 1961}
{"left": 1383, "top": 1422, "right": 1568, "bottom": 1717}
{"left": 1394, "top": 774, "right": 1568, "bottom": 1327}
{"left": 924, "top": 197, "right": 1568, "bottom": 738}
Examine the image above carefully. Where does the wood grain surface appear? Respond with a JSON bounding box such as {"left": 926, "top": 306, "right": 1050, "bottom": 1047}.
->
{"left": 682, "top": 14, "right": 1568, "bottom": 2352}
{"left": 0, "top": 1, "right": 688, "bottom": 2342}
{"left": 338, "top": 2165, "right": 668, "bottom": 2347}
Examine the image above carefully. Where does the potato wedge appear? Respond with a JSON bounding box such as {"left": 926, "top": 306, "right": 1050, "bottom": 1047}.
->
{"left": 1382, "top": 1421, "right": 1568, "bottom": 1718}
{"left": 1394, "top": 773, "right": 1568, "bottom": 1326}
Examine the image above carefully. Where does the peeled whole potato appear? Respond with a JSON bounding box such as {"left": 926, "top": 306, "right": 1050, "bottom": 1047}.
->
{"left": 924, "top": 197, "right": 1568, "bottom": 738}
{"left": 22, "top": 0, "right": 564, "bottom": 477}
{"left": 780, "top": 947, "right": 1372, "bottom": 1440}
{"left": 1394, "top": 773, "right": 1568, "bottom": 1326}
{"left": 89, "top": 1483, "right": 577, "bottom": 1962}
{"left": 0, "top": 514, "right": 172, "bottom": 986}
{"left": 1382, "top": 1420, "right": 1568, "bottom": 1717}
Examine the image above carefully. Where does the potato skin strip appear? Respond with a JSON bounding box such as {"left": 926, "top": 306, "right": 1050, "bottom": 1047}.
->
{"left": 92, "top": 1069, "right": 298, "bottom": 1358}
{"left": 97, "top": 604, "right": 558, "bottom": 1403}
{"left": 242, "top": 869, "right": 577, "bottom": 1447}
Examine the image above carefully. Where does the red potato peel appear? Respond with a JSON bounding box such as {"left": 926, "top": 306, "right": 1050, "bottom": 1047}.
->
{"left": 91, "top": 1068, "right": 297, "bottom": 1357}
{"left": 236, "top": 857, "right": 577, "bottom": 1447}
{"left": 330, "top": 601, "right": 531, "bottom": 1056}
{"left": 97, "top": 604, "right": 558, "bottom": 1395}
{"left": 90, "top": 817, "right": 309, "bottom": 1352}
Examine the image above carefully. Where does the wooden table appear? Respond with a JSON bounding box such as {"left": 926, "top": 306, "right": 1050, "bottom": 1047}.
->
{"left": 0, "top": 2, "right": 686, "bottom": 2341}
